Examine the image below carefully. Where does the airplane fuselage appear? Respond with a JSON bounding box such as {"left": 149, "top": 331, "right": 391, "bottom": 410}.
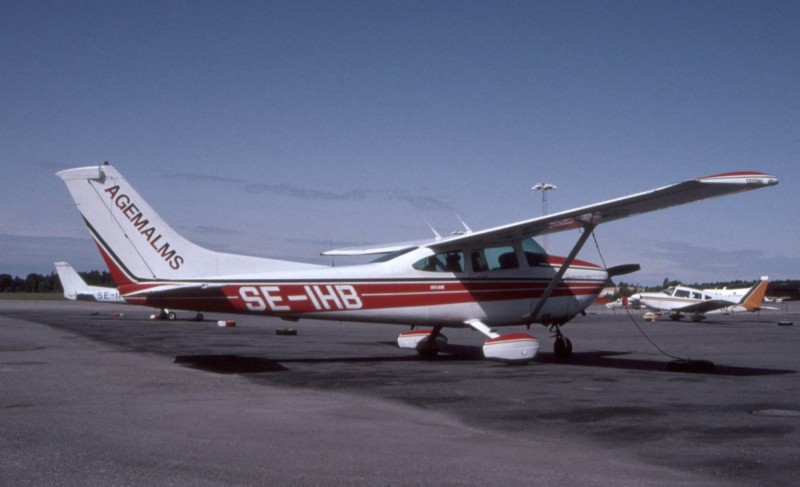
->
{"left": 118, "top": 246, "right": 607, "bottom": 329}
{"left": 635, "top": 286, "right": 717, "bottom": 312}
{"left": 81, "top": 288, "right": 123, "bottom": 302}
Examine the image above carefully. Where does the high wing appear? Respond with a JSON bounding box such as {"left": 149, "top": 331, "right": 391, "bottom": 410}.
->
{"left": 429, "top": 171, "right": 777, "bottom": 251}
{"left": 324, "top": 172, "right": 778, "bottom": 255}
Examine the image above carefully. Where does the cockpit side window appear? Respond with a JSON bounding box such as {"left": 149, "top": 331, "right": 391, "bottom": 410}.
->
{"left": 412, "top": 250, "right": 465, "bottom": 273}
{"left": 674, "top": 289, "right": 690, "bottom": 299}
{"left": 470, "top": 250, "right": 488, "bottom": 272}
{"left": 470, "top": 245, "right": 518, "bottom": 272}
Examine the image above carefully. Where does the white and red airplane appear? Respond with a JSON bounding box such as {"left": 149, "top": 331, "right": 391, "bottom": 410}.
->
{"left": 631, "top": 277, "right": 772, "bottom": 321}
{"left": 56, "top": 164, "right": 778, "bottom": 363}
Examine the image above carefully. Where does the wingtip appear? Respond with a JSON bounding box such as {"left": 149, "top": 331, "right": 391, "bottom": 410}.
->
{"left": 697, "top": 171, "right": 779, "bottom": 186}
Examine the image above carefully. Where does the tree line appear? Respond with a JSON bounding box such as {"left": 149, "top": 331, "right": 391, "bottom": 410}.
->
{"left": 0, "top": 271, "right": 114, "bottom": 293}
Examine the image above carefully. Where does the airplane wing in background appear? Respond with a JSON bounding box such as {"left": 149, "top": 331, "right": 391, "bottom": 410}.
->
{"left": 666, "top": 300, "right": 739, "bottom": 315}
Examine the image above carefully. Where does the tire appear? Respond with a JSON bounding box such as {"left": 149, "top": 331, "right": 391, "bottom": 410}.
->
{"left": 554, "top": 337, "right": 573, "bottom": 360}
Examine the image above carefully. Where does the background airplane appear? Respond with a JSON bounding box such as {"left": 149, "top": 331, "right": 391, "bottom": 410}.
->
{"left": 55, "top": 261, "right": 124, "bottom": 303}
{"left": 54, "top": 261, "right": 204, "bottom": 321}
{"left": 604, "top": 296, "right": 641, "bottom": 310}
{"left": 631, "top": 277, "right": 772, "bottom": 321}
{"left": 57, "top": 164, "right": 778, "bottom": 363}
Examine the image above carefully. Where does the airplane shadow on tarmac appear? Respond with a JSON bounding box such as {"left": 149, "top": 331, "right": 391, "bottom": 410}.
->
{"left": 174, "top": 345, "right": 796, "bottom": 377}
{"left": 545, "top": 350, "right": 796, "bottom": 377}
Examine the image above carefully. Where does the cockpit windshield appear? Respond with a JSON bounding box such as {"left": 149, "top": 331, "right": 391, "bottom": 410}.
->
{"left": 522, "top": 238, "right": 546, "bottom": 255}
{"left": 522, "top": 238, "right": 547, "bottom": 266}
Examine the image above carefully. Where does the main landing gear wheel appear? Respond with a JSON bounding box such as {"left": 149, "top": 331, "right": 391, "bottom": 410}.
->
{"left": 553, "top": 336, "right": 573, "bottom": 360}
{"left": 417, "top": 342, "right": 440, "bottom": 360}
{"left": 159, "top": 309, "right": 177, "bottom": 321}
{"left": 417, "top": 330, "right": 447, "bottom": 360}
{"left": 397, "top": 328, "right": 447, "bottom": 359}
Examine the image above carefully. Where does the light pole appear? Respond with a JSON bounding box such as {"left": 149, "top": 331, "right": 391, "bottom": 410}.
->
{"left": 532, "top": 182, "right": 557, "bottom": 250}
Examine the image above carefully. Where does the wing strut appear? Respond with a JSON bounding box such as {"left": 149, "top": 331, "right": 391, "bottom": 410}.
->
{"left": 465, "top": 318, "right": 500, "bottom": 338}
{"left": 526, "top": 223, "right": 597, "bottom": 324}
{"left": 466, "top": 319, "right": 540, "bottom": 363}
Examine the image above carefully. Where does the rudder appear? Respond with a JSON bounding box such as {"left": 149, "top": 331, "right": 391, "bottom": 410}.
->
{"left": 54, "top": 261, "right": 87, "bottom": 300}
{"left": 741, "top": 277, "right": 769, "bottom": 311}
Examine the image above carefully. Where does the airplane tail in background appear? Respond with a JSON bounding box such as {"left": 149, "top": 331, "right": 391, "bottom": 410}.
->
{"left": 740, "top": 277, "right": 770, "bottom": 311}
{"left": 54, "top": 261, "right": 125, "bottom": 303}
{"left": 57, "top": 164, "right": 323, "bottom": 285}
{"left": 54, "top": 261, "right": 89, "bottom": 300}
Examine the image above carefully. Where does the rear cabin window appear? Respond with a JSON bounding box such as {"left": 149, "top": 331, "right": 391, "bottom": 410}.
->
{"left": 413, "top": 251, "right": 465, "bottom": 273}
{"left": 471, "top": 246, "right": 518, "bottom": 272}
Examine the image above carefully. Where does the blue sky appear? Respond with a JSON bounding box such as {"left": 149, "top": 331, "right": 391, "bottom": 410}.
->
{"left": 1, "top": 0, "right": 798, "bottom": 286}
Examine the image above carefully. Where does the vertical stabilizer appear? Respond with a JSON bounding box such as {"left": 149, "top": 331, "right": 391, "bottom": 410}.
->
{"left": 54, "top": 261, "right": 86, "bottom": 300}
{"left": 740, "top": 277, "right": 769, "bottom": 311}
{"left": 57, "top": 164, "right": 323, "bottom": 283}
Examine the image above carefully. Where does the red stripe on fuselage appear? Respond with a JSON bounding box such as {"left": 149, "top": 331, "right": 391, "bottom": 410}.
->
{"left": 117, "top": 279, "right": 605, "bottom": 316}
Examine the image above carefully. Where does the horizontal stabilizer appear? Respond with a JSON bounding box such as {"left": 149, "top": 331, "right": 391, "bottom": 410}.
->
{"left": 323, "top": 242, "right": 422, "bottom": 257}
{"left": 606, "top": 263, "right": 641, "bottom": 278}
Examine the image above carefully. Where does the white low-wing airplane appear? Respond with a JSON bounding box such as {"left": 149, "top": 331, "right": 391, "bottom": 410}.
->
{"left": 55, "top": 261, "right": 124, "bottom": 303}
{"left": 56, "top": 164, "right": 778, "bottom": 363}
{"left": 631, "top": 277, "right": 771, "bottom": 321}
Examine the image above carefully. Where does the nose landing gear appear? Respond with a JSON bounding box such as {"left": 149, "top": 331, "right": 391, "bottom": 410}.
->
{"left": 550, "top": 325, "right": 573, "bottom": 360}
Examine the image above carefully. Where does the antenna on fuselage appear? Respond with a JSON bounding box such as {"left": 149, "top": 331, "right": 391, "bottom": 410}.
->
{"left": 454, "top": 214, "right": 472, "bottom": 235}
{"left": 425, "top": 220, "right": 442, "bottom": 240}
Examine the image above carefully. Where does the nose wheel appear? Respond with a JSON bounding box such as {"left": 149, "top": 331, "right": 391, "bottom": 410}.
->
{"left": 551, "top": 325, "right": 573, "bottom": 360}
